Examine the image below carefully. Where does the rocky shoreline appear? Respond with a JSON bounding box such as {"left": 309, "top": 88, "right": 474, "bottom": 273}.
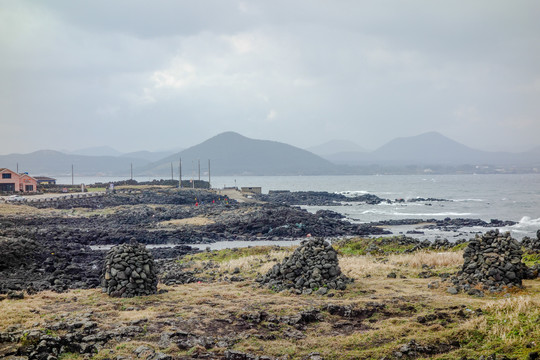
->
{"left": 0, "top": 187, "right": 539, "bottom": 359}
{"left": 256, "top": 191, "right": 450, "bottom": 206}
{"left": 0, "top": 188, "right": 527, "bottom": 296}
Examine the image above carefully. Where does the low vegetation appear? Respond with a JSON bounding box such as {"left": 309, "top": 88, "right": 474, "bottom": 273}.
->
{"left": 1, "top": 237, "right": 539, "bottom": 359}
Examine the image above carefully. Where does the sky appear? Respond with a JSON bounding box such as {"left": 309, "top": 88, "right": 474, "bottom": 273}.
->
{"left": 1, "top": 0, "right": 540, "bottom": 155}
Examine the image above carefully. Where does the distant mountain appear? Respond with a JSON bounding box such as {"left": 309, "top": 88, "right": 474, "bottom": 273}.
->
{"left": 0, "top": 150, "right": 150, "bottom": 176}
{"left": 369, "top": 132, "right": 485, "bottom": 165}
{"left": 306, "top": 140, "right": 367, "bottom": 156}
{"left": 338, "top": 132, "right": 540, "bottom": 167}
{"left": 322, "top": 151, "right": 371, "bottom": 165}
{"left": 140, "top": 132, "right": 339, "bottom": 176}
{"left": 1, "top": 133, "right": 538, "bottom": 178}
{"left": 70, "top": 146, "right": 123, "bottom": 157}
{"left": 121, "top": 150, "right": 178, "bottom": 162}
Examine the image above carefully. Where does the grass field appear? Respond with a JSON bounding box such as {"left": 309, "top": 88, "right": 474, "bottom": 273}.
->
{"left": 1, "top": 240, "right": 539, "bottom": 359}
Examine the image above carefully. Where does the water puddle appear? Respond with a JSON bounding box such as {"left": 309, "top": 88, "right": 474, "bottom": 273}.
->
{"left": 90, "top": 239, "right": 303, "bottom": 251}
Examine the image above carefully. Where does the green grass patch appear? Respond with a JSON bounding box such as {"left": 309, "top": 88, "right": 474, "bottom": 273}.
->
{"left": 58, "top": 353, "right": 82, "bottom": 360}
{"left": 522, "top": 252, "right": 540, "bottom": 267}
{"left": 449, "top": 242, "right": 469, "bottom": 251}
{"left": 334, "top": 237, "right": 416, "bottom": 256}
{"left": 458, "top": 297, "right": 540, "bottom": 358}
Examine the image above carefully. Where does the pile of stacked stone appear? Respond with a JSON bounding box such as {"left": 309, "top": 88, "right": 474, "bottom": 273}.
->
{"left": 256, "top": 238, "right": 352, "bottom": 295}
{"left": 450, "top": 230, "right": 527, "bottom": 293}
{"left": 101, "top": 242, "right": 158, "bottom": 297}
{"left": 521, "top": 230, "right": 540, "bottom": 252}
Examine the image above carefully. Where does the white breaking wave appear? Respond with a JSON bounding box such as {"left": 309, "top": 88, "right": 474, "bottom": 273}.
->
{"left": 360, "top": 210, "right": 473, "bottom": 216}
{"left": 338, "top": 190, "right": 369, "bottom": 196}
{"left": 453, "top": 198, "right": 484, "bottom": 202}
{"left": 513, "top": 216, "right": 540, "bottom": 228}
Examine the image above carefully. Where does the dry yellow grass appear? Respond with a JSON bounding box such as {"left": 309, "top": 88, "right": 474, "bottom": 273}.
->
{"left": 339, "top": 255, "right": 395, "bottom": 278}
{"left": 159, "top": 216, "right": 215, "bottom": 227}
{"left": 1, "top": 242, "right": 538, "bottom": 359}
{"left": 1, "top": 267, "right": 539, "bottom": 359}
{"left": 202, "top": 249, "right": 464, "bottom": 283}
{"left": 388, "top": 250, "right": 464, "bottom": 268}
{"left": 461, "top": 295, "right": 540, "bottom": 344}
{"left": 217, "top": 250, "right": 292, "bottom": 274}
{"left": 0, "top": 203, "right": 55, "bottom": 216}
{"left": 339, "top": 251, "right": 463, "bottom": 279}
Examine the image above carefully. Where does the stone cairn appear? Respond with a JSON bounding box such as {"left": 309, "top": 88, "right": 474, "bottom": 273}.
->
{"left": 101, "top": 243, "right": 158, "bottom": 297}
{"left": 521, "top": 229, "right": 540, "bottom": 252}
{"left": 256, "top": 238, "right": 352, "bottom": 295}
{"left": 450, "top": 230, "right": 526, "bottom": 293}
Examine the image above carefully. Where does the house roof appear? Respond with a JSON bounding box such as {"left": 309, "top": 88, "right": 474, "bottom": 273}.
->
{"left": 0, "top": 168, "right": 18, "bottom": 174}
{"left": 34, "top": 176, "right": 56, "bottom": 181}
{"left": 19, "top": 173, "right": 37, "bottom": 180}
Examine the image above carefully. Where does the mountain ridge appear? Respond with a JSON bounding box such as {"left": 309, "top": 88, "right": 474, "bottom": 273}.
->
{"left": 306, "top": 139, "right": 367, "bottom": 157}
{"left": 0, "top": 132, "right": 538, "bottom": 177}
{"left": 140, "top": 132, "right": 340, "bottom": 176}
{"left": 326, "top": 132, "right": 540, "bottom": 167}
{"left": 0, "top": 150, "right": 149, "bottom": 177}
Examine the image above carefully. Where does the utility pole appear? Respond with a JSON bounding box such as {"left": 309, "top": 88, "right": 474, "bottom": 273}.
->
{"left": 170, "top": 162, "right": 173, "bottom": 180}
{"left": 198, "top": 159, "right": 200, "bottom": 181}
{"left": 71, "top": 164, "right": 74, "bottom": 185}
{"left": 179, "top": 157, "right": 182, "bottom": 188}
{"left": 208, "top": 159, "right": 211, "bottom": 189}
{"left": 16, "top": 163, "right": 19, "bottom": 173}
{"left": 130, "top": 163, "right": 133, "bottom": 180}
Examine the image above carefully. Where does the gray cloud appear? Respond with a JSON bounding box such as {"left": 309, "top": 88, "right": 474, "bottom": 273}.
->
{"left": 1, "top": 0, "right": 539, "bottom": 154}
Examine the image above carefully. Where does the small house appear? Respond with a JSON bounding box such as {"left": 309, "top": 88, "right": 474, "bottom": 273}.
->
{"left": 0, "top": 168, "right": 38, "bottom": 193}
{"left": 19, "top": 173, "right": 38, "bottom": 192}
{"left": 35, "top": 176, "right": 57, "bottom": 185}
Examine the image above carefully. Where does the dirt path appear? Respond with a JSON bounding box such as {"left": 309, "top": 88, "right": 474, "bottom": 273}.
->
{"left": 216, "top": 188, "right": 264, "bottom": 203}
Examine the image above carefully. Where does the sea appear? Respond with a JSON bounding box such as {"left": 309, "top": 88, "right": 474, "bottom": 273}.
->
{"left": 57, "top": 174, "right": 540, "bottom": 245}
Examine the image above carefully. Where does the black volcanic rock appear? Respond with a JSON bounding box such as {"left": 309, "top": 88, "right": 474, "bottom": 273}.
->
{"left": 257, "top": 238, "right": 352, "bottom": 294}
{"left": 101, "top": 243, "right": 158, "bottom": 297}
{"left": 521, "top": 230, "right": 540, "bottom": 252}
{"left": 257, "top": 190, "right": 387, "bottom": 206}
{"left": 450, "top": 230, "right": 529, "bottom": 293}
{"left": 204, "top": 203, "right": 389, "bottom": 238}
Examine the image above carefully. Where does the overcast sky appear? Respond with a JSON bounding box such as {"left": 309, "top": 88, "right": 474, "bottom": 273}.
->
{"left": 1, "top": 0, "right": 539, "bottom": 155}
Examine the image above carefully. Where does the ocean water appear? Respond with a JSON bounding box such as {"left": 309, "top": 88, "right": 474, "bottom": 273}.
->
{"left": 213, "top": 174, "right": 540, "bottom": 241}
{"left": 57, "top": 174, "right": 540, "bottom": 241}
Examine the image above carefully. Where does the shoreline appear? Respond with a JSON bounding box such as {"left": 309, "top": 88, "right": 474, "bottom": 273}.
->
{"left": 0, "top": 186, "right": 539, "bottom": 358}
